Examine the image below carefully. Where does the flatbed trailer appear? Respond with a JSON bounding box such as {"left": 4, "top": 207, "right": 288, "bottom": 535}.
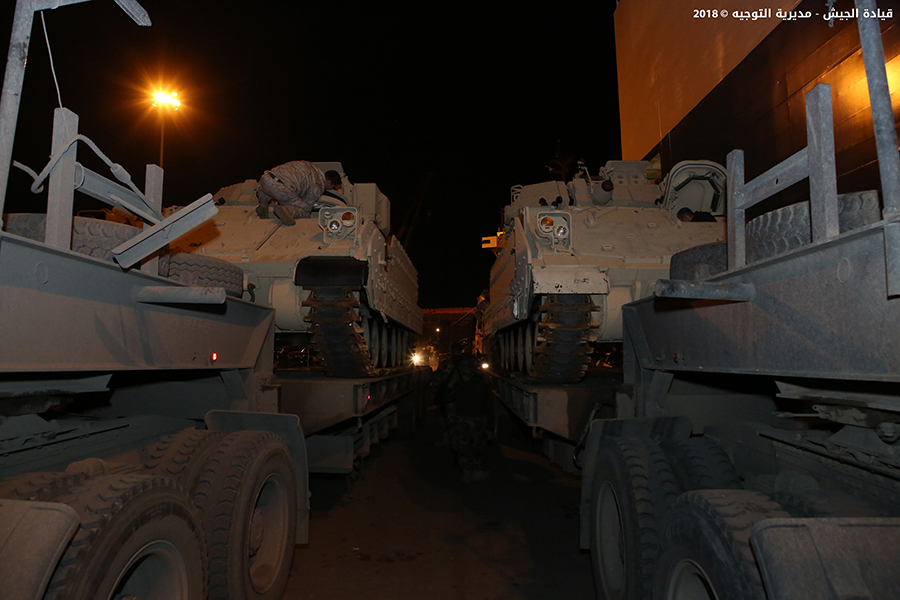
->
{"left": 0, "top": 3, "right": 428, "bottom": 599}
{"left": 279, "top": 367, "right": 431, "bottom": 474}
{"left": 577, "top": 3, "right": 900, "bottom": 598}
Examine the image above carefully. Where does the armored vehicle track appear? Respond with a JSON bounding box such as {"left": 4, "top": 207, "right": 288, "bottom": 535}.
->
{"left": 304, "top": 286, "right": 410, "bottom": 378}
{"left": 495, "top": 294, "right": 593, "bottom": 384}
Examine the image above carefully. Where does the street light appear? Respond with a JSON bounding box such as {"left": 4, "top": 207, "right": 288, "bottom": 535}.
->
{"left": 151, "top": 91, "right": 180, "bottom": 168}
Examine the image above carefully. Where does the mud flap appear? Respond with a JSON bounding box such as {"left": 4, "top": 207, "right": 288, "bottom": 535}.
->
{"left": 0, "top": 499, "right": 79, "bottom": 600}
{"left": 752, "top": 517, "right": 900, "bottom": 600}
{"left": 294, "top": 256, "right": 368, "bottom": 286}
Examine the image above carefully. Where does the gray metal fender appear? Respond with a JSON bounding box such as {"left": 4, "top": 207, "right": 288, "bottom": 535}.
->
{"left": 578, "top": 416, "right": 692, "bottom": 549}
{"left": 0, "top": 499, "right": 79, "bottom": 600}
{"left": 205, "top": 410, "right": 310, "bottom": 544}
{"left": 752, "top": 517, "right": 900, "bottom": 599}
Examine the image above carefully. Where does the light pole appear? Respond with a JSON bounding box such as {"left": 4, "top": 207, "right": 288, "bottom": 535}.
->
{"left": 152, "top": 91, "right": 180, "bottom": 168}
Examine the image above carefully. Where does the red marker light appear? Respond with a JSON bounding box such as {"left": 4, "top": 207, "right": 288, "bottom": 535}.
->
{"left": 211, "top": 352, "right": 218, "bottom": 362}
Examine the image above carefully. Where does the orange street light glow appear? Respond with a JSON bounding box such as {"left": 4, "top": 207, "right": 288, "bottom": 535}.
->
{"left": 152, "top": 91, "right": 180, "bottom": 110}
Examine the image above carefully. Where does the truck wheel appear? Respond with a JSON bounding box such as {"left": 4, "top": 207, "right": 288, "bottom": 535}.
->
{"left": 43, "top": 474, "right": 207, "bottom": 600}
{"left": 653, "top": 489, "right": 790, "bottom": 600}
{"left": 194, "top": 431, "right": 298, "bottom": 600}
{"left": 661, "top": 437, "right": 742, "bottom": 491}
{"left": 142, "top": 428, "right": 227, "bottom": 494}
{"left": 160, "top": 252, "right": 245, "bottom": 297}
{"left": 589, "top": 436, "right": 680, "bottom": 600}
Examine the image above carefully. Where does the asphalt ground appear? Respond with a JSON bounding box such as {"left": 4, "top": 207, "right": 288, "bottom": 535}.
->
{"left": 284, "top": 405, "right": 594, "bottom": 599}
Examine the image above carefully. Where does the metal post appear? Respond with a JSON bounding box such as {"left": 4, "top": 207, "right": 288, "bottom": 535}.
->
{"left": 726, "top": 149, "right": 746, "bottom": 270}
{"left": 805, "top": 84, "right": 840, "bottom": 241}
{"left": 159, "top": 108, "right": 164, "bottom": 169}
{"left": 45, "top": 108, "right": 78, "bottom": 249}
{"left": 0, "top": 0, "right": 36, "bottom": 221}
{"left": 855, "top": 0, "right": 900, "bottom": 218}
{"left": 141, "top": 163, "right": 163, "bottom": 275}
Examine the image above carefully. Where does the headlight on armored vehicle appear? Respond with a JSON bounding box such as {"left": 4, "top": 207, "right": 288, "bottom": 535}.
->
{"left": 535, "top": 211, "right": 571, "bottom": 249}
{"left": 319, "top": 207, "right": 359, "bottom": 243}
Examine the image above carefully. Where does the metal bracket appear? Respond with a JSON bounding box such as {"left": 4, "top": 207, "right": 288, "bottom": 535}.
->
{"left": 112, "top": 194, "right": 217, "bottom": 268}
{"left": 74, "top": 164, "right": 162, "bottom": 224}
{"left": 655, "top": 279, "right": 756, "bottom": 302}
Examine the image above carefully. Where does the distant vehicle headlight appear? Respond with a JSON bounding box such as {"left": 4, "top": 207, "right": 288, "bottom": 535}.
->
{"left": 481, "top": 362, "right": 489, "bottom": 369}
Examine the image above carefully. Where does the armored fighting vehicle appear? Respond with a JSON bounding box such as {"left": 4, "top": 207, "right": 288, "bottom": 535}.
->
{"left": 482, "top": 159, "right": 727, "bottom": 384}
{"left": 171, "top": 163, "right": 423, "bottom": 377}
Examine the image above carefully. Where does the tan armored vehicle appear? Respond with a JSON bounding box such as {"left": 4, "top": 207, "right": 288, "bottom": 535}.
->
{"left": 482, "top": 160, "right": 727, "bottom": 384}
{"left": 172, "top": 162, "right": 423, "bottom": 377}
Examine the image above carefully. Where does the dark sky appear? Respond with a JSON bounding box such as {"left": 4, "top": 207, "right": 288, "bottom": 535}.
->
{"left": 1, "top": 1, "right": 620, "bottom": 307}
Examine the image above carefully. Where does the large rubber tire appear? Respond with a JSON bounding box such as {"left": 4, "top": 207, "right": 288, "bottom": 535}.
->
{"left": 668, "top": 241, "right": 727, "bottom": 281}
{"left": 142, "top": 428, "right": 227, "bottom": 494}
{"left": 72, "top": 217, "right": 142, "bottom": 260}
{"left": 3, "top": 212, "right": 48, "bottom": 240}
{"left": 653, "top": 489, "right": 790, "bottom": 600}
{"left": 42, "top": 474, "right": 207, "bottom": 600}
{"left": 193, "top": 431, "right": 298, "bottom": 600}
{"left": 160, "top": 252, "right": 245, "bottom": 298}
{"left": 3, "top": 213, "right": 141, "bottom": 261}
{"left": 0, "top": 470, "right": 88, "bottom": 501}
{"left": 589, "top": 436, "right": 681, "bottom": 600}
{"left": 661, "top": 437, "right": 743, "bottom": 491}
{"left": 746, "top": 192, "right": 881, "bottom": 263}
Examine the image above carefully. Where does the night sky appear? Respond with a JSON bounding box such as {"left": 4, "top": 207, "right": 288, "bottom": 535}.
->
{"left": 0, "top": 1, "right": 620, "bottom": 307}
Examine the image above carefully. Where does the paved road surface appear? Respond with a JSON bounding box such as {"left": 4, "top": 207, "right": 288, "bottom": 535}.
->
{"left": 284, "top": 408, "right": 594, "bottom": 599}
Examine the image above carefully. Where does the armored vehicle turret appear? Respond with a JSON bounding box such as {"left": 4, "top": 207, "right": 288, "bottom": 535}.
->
{"left": 172, "top": 162, "right": 423, "bottom": 377}
{"left": 482, "top": 159, "right": 727, "bottom": 384}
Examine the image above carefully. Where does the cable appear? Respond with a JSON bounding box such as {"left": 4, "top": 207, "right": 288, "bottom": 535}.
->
{"left": 41, "top": 13, "right": 69, "bottom": 139}
{"left": 26, "top": 134, "right": 158, "bottom": 219}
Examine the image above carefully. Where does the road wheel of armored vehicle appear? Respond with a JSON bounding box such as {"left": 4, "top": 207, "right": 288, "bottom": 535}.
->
{"left": 195, "top": 431, "right": 297, "bottom": 600}
{"left": 509, "top": 328, "right": 519, "bottom": 371}
{"left": 590, "top": 437, "right": 680, "bottom": 600}
{"left": 398, "top": 330, "right": 408, "bottom": 365}
{"left": 661, "top": 437, "right": 743, "bottom": 491}
{"left": 653, "top": 490, "right": 790, "bottom": 600}
{"left": 42, "top": 474, "right": 207, "bottom": 600}
{"left": 160, "top": 252, "right": 245, "bottom": 298}
{"left": 142, "top": 428, "right": 227, "bottom": 494}
{"left": 371, "top": 320, "right": 383, "bottom": 368}
{"left": 523, "top": 322, "right": 536, "bottom": 373}
{"left": 384, "top": 324, "right": 395, "bottom": 367}
{"left": 372, "top": 319, "right": 385, "bottom": 368}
